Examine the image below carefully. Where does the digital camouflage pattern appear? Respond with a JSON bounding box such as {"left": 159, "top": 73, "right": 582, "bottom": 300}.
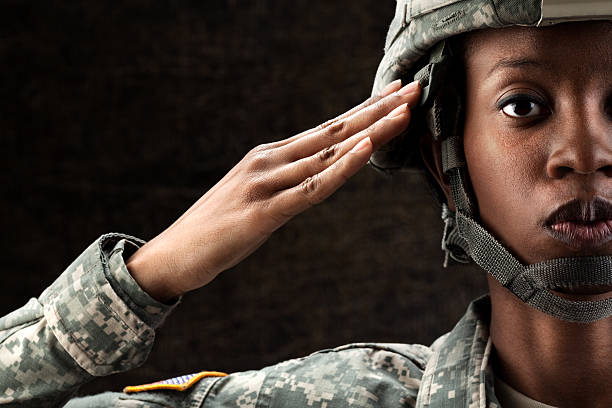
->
{"left": 371, "top": 0, "right": 612, "bottom": 171}
{"left": 3, "top": 3, "right": 584, "bottom": 405}
{"left": 2, "top": 1, "right": 608, "bottom": 406}
{"left": 373, "top": 0, "right": 542, "bottom": 95}
{"left": 0, "top": 232, "right": 502, "bottom": 407}
{"left": 371, "top": 0, "right": 612, "bottom": 325}
{"left": 370, "top": 0, "right": 542, "bottom": 172}
{"left": 0, "top": 234, "right": 178, "bottom": 407}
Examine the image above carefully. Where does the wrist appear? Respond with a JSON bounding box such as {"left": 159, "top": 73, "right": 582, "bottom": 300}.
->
{"left": 125, "top": 241, "right": 183, "bottom": 303}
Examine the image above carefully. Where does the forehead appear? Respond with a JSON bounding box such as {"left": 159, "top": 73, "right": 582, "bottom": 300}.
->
{"left": 460, "top": 22, "right": 612, "bottom": 75}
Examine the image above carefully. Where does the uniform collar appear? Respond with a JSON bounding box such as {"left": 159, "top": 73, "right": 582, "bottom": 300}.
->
{"left": 416, "top": 296, "right": 501, "bottom": 408}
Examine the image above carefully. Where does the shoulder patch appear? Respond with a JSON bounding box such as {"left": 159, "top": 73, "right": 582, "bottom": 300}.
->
{"left": 123, "top": 371, "right": 227, "bottom": 393}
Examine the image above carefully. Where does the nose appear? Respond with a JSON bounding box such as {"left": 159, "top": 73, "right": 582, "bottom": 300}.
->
{"left": 546, "top": 104, "right": 612, "bottom": 179}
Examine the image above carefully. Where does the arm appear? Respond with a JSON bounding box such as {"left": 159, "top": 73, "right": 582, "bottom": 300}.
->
{"left": 65, "top": 343, "right": 428, "bottom": 408}
{"left": 1, "top": 80, "right": 420, "bottom": 407}
{"left": 0, "top": 234, "right": 177, "bottom": 407}
{"left": 126, "top": 80, "right": 420, "bottom": 302}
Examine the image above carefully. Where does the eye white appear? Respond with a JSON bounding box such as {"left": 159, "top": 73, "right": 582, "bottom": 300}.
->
{"left": 501, "top": 100, "right": 543, "bottom": 118}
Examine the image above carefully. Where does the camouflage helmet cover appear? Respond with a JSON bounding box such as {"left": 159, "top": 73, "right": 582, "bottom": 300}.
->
{"left": 370, "top": 0, "right": 612, "bottom": 171}
{"left": 371, "top": 0, "right": 612, "bottom": 323}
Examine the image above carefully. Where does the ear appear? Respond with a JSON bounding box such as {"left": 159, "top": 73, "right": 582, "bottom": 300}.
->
{"left": 419, "top": 132, "right": 456, "bottom": 212}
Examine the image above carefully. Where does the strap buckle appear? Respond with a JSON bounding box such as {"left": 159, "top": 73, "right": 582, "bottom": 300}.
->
{"left": 413, "top": 41, "right": 449, "bottom": 109}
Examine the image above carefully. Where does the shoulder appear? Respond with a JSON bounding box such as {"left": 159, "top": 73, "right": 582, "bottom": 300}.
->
{"left": 207, "top": 342, "right": 432, "bottom": 408}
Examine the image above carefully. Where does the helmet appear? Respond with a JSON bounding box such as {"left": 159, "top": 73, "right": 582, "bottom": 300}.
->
{"left": 371, "top": 0, "right": 612, "bottom": 170}
{"left": 371, "top": 0, "right": 612, "bottom": 323}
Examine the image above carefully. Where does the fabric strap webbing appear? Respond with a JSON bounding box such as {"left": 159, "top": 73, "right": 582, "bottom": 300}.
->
{"left": 441, "top": 136, "right": 612, "bottom": 323}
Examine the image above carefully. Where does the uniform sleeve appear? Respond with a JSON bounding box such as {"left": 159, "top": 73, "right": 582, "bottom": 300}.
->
{"left": 65, "top": 343, "right": 428, "bottom": 408}
{"left": 0, "top": 233, "right": 179, "bottom": 408}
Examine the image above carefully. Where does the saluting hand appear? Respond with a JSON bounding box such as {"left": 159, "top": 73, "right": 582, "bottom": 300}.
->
{"left": 127, "top": 80, "right": 421, "bottom": 301}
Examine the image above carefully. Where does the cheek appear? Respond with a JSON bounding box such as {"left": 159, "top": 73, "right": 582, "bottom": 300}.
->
{"left": 463, "top": 118, "right": 545, "bottom": 258}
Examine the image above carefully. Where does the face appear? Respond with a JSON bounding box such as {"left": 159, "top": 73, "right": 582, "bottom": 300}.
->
{"left": 458, "top": 22, "right": 612, "bottom": 265}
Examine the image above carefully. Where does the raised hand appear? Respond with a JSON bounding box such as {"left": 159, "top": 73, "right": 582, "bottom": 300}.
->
{"left": 126, "top": 80, "right": 421, "bottom": 301}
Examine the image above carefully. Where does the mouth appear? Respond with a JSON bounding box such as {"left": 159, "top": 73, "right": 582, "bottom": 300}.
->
{"left": 544, "top": 197, "right": 612, "bottom": 250}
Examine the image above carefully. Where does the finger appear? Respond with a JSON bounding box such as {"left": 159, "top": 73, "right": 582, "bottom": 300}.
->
{"left": 369, "top": 103, "right": 411, "bottom": 150}
{"left": 265, "top": 79, "right": 403, "bottom": 149}
{"left": 274, "top": 103, "right": 411, "bottom": 189}
{"left": 168, "top": 83, "right": 407, "bottom": 227}
{"left": 272, "top": 136, "right": 373, "bottom": 219}
{"left": 318, "top": 79, "right": 404, "bottom": 125}
{"left": 277, "top": 81, "right": 419, "bottom": 162}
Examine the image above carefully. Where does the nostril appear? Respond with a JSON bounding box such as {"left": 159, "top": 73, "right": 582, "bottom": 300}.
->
{"left": 602, "top": 165, "right": 612, "bottom": 178}
{"left": 549, "top": 165, "right": 573, "bottom": 179}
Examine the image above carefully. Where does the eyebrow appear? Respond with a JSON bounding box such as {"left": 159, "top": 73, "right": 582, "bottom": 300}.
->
{"left": 487, "top": 57, "right": 544, "bottom": 78}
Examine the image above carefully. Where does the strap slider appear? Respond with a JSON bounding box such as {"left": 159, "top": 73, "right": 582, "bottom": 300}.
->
{"left": 508, "top": 275, "right": 537, "bottom": 302}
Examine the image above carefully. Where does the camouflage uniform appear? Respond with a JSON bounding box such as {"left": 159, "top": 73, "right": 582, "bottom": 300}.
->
{"left": 1, "top": 234, "right": 501, "bottom": 407}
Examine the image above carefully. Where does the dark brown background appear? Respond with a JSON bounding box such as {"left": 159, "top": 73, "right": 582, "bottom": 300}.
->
{"left": 0, "top": 0, "right": 486, "bottom": 396}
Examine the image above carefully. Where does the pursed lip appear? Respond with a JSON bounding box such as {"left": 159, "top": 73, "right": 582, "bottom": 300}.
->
{"left": 544, "top": 197, "right": 612, "bottom": 250}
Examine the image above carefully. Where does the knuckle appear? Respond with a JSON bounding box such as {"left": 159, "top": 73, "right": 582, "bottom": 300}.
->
{"left": 243, "top": 175, "right": 269, "bottom": 202}
{"left": 363, "top": 95, "right": 379, "bottom": 108}
{"left": 326, "top": 119, "right": 345, "bottom": 136}
{"left": 317, "top": 118, "right": 346, "bottom": 137}
{"left": 317, "top": 144, "right": 338, "bottom": 163}
{"left": 377, "top": 96, "right": 395, "bottom": 112}
{"left": 248, "top": 144, "right": 267, "bottom": 154}
{"left": 246, "top": 146, "right": 274, "bottom": 171}
{"left": 300, "top": 175, "right": 323, "bottom": 205}
{"left": 359, "top": 126, "right": 376, "bottom": 140}
{"left": 316, "top": 118, "right": 335, "bottom": 131}
{"left": 256, "top": 141, "right": 276, "bottom": 150}
{"left": 374, "top": 93, "right": 401, "bottom": 113}
{"left": 316, "top": 120, "right": 346, "bottom": 147}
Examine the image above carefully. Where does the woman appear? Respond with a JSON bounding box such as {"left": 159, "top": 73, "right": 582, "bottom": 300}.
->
{"left": 1, "top": 1, "right": 611, "bottom": 407}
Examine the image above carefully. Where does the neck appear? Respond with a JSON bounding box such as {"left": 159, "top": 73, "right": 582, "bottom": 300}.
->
{"left": 487, "top": 275, "right": 612, "bottom": 408}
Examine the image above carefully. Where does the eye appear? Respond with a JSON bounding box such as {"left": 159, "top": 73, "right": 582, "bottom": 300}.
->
{"left": 498, "top": 94, "right": 549, "bottom": 119}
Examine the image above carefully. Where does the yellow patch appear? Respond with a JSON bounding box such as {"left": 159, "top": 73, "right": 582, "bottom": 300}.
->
{"left": 123, "top": 371, "right": 227, "bottom": 393}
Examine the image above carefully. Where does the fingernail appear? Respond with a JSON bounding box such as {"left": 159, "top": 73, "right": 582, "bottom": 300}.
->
{"left": 351, "top": 137, "right": 372, "bottom": 153}
{"left": 387, "top": 103, "right": 408, "bottom": 118}
{"left": 396, "top": 80, "right": 420, "bottom": 96}
{"left": 380, "top": 79, "right": 402, "bottom": 97}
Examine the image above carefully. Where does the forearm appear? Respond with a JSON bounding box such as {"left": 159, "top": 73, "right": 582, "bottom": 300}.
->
{"left": 0, "top": 234, "right": 178, "bottom": 407}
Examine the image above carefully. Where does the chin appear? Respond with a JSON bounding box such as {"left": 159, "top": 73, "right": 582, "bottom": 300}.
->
{"left": 522, "top": 228, "right": 612, "bottom": 261}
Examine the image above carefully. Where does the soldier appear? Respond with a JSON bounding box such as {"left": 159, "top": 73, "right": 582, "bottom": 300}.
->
{"left": 1, "top": 1, "right": 611, "bottom": 407}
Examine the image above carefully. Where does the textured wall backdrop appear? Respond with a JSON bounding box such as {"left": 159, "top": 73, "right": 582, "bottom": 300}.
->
{"left": 0, "top": 0, "right": 486, "bottom": 396}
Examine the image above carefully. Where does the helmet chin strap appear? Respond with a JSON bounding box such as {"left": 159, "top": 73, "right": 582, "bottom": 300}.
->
{"left": 414, "top": 40, "right": 612, "bottom": 322}
{"left": 441, "top": 134, "right": 612, "bottom": 323}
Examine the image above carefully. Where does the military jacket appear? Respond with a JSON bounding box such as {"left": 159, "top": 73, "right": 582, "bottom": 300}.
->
{"left": 0, "top": 234, "right": 503, "bottom": 407}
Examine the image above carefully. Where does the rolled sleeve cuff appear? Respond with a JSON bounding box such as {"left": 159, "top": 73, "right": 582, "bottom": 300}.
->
{"left": 105, "top": 234, "right": 180, "bottom": 328}
{"left": 39, "top": 233, "right": 179, "bottom": 377}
